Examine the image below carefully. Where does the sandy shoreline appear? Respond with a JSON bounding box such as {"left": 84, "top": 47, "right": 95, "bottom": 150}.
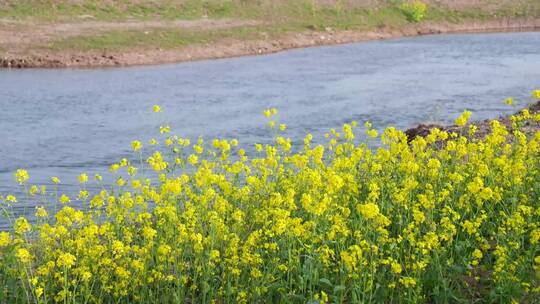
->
{"left": 1, "top": 18, "right": 539, "bottom": 69}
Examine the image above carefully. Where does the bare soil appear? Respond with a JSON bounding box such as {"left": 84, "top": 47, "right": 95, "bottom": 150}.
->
{"left": 1, "top": 18, "right": 539, "bottom": 68}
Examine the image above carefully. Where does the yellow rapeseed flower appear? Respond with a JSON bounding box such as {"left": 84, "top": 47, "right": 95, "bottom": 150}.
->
{"left": 29, "top": 185, "right": 39, "bottom": 196}
{"left": 188, "top": 154, "right": 198, "bottom": 165}
{"left": 358, "top": 203, "right": 380, "bottom": 219}
{"left": 160, "top": 125, "right": 170, "bottom": 134}
{"left": 14, "top": 217, "right": 31, "bottom": 234}
{"left": 15, "top": 248, "right": 32, "bottom": 264}
{"left": 455, "top": 110, "right": 472, "bottom": 127}
{"left": 14, "top": 169, "right": 29, "bottom": 185}
{"left": 57, "top": 252, "right": 76, "bottom": 268}
{"left": 391, "top": 262, "right": 403, "bottom": 274}
{"left": 399, "top": 277, "right": 417, "bottom": 288}
{"left": 59, "top": 194, "right": 70, "bottom": 204}
{"left": 0, "top": 232, "right": 11, "bottom": 247}
{"left": 131, "top": 140, "right": 142, "bottom": 152}
{"left": 1, "top": 97, "right": 540, "bottom": 303}
{"left": 35, "top": 287, "right": 43, "bottom": 298}
{"left": 5, "top": 195, "right": 17, "bottom": 203}
{"left": 366, "top": 129, "right": 378, "bottom": 138}
{"left": 78, "top": 173, "right": 88, "bottom": 184}
{"left": 35, "top": 206, "right": 48, "bottom": 218}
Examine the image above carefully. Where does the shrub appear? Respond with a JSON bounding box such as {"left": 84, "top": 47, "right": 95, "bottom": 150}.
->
{"left": 400, "top": 0, "right": 427, "bottom": 22}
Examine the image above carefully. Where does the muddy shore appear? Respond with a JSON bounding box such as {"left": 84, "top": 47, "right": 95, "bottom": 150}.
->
{"left": 405, "top": 101, "right": 540, "bottom": 142}
{"left": 1, "top": 18, "right": 539, "bottom": 69}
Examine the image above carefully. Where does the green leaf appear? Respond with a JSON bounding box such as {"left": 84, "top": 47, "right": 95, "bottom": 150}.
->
{"left": 333, "top": 285, "right": 346, "bottom": 293}
{"left": 319, "top": 278, "right": 332, "bottom": 287}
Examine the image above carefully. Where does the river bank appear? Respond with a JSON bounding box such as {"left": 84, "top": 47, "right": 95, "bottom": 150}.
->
{"left": 2, "top": 18, "right": 539, "bottom": 69}
{"left": 405, "top": 100, "right": 540, "bottom": 143}
{"left": 0, "top": 19, "right": 540, "bottom": 68}
{"left": 1, "top": 0, "right": 539, "bottom": 68}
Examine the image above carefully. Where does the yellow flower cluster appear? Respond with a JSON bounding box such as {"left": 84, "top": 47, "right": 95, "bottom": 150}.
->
{"left": 1, "top": 97, "right": 540, "bottom": 303}
{"left": 15, "top": 169, "right": 29, "bottom": 185}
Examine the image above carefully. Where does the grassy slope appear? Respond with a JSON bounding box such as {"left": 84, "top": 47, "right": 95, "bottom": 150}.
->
{"left": 1, "top": 0, "right": 540, "bottom": 53}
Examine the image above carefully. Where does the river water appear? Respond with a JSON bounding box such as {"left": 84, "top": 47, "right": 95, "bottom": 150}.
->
{"left": 1, "top": 31, "right": 539, "bottom": 220}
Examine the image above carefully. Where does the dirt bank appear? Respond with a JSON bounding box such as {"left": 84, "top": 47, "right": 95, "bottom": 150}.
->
{"left": 405, "top": 101, "right": 540, "bottom": 142}
{"left": 1, "top": 18, "right": 539, "bottom": 68}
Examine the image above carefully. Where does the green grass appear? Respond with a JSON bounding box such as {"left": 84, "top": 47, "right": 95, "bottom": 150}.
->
{"left": 3, "top": 0, "right": 538, "bottom": 22}
{"left": 0, "top": 0, "right": 192, "bottom": 21}
{"left": 2, "top": 0, "right": 540, "bottom": 54}
{"left": 46, "top": 6, "right": 412, "bottom": 52}
{"left": 0, "top": 0, "right": 288, "bottom": 21}
{"left": 49, "top": 26, "right": 269, "bottom": 52}
{"left": 425, "top": 3, "right": 540, "bottom": 24}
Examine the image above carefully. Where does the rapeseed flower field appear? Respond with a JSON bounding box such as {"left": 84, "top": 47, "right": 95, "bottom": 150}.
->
{"left": 1, "top": 93, "right": 540, "bottom": 303}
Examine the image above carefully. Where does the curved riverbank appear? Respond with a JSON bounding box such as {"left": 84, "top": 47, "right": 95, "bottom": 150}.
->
{"left": 1, "top": 18, "right": 539, "bottom": 69}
